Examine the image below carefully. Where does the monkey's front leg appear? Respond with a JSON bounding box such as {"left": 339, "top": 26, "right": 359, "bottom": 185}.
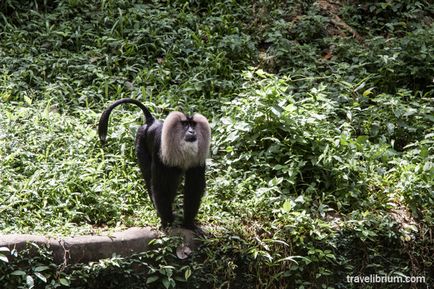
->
{"left": 183, "top": 166, "right": 206, "bottom": 234}
{"left": 152, "top": 164, "right": 181, "bottom": 228}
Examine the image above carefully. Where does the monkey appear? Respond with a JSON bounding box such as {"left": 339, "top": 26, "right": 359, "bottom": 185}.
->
{"left": 98, "top": 98, "right": 211, "bottom": 234}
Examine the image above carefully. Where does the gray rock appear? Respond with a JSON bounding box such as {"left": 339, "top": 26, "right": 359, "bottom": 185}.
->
{"left": 0, "top": 227, "right": 159, "bottom": 264}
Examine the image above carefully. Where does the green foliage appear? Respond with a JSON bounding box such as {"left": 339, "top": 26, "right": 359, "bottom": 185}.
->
{"left": 372, "top": 28, "right": 434, "bottom": 91}
{"left": 0, "top": 244, "right": 71, "bottom": 289}
{"left": 0, "top": 238, "right": 194, "bottom": 289}
{"left": 334, "top": 28, "right": 434, "bottom": 93}
{"left": 0, "top": 0, "right": 255, "bottom": 110}
{"left": 337, "top": 1, "right": 434, "bottom": 93}
{"left": 0, "top": 101, "right": 156, "bottom": 234}
{"left": 214, "top": 70, "right": 388, "bottom": 211}
{"left": 67, "top": 237, "right": 194, "bottom": 289}
{"left": 0, "top": 0, "right": 433, "bottom": 288}
{"left": 341, "top": 0, "right": 433, "bottom": 35}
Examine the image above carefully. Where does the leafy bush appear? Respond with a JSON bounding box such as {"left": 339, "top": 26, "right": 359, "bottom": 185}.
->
{"left": 0, "top": 244, "right": 71, "bottom": 289}
{"left": 214, "top": 69, "right": 390, "bottom": 211}
{"left": 341, "top": 0, "right": 433, "bottom": 35}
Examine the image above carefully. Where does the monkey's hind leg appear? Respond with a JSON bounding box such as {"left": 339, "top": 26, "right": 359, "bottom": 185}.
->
{"left": 135, "top": 126, "right": 154, "bottom": 202}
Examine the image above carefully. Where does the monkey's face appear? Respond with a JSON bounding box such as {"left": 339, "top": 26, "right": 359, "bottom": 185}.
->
{"left": 181, "top": 117, "right": 197, "bottom": 142}
{"left": 160, "top": 111, "right": 210, "bottom": 169}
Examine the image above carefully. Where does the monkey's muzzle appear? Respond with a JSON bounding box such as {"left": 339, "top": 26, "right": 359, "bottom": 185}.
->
{"left": 185, "top": 135, "right": 197, "bottom": 142}
{"left": 185, "top": 130, "right": 197, "bottom": 142}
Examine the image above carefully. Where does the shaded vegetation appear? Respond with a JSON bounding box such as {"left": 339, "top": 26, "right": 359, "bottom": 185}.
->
{"left": 1, "top": 0, "right": 433, "bottom": 288}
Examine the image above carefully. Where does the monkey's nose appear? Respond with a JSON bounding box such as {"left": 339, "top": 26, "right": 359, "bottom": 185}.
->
{"left": 185, "top": 131, "right": 197, "bottom": 142}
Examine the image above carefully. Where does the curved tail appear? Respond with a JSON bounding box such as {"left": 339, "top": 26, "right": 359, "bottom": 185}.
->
{"left": 98, "top": 98, "right": 154, "bottom": 145}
